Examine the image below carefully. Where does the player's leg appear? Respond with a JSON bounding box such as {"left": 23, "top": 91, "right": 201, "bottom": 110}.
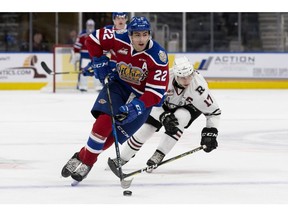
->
{"left": 109, "top": 106, "right": 163, "bottom": 166}
{"left": 61, "top": 81, "right": 129, "bottom": 181}
{"left": 77, "top": 74, "right": 88, "bottom": 92}
{"left": 71, "top": 114, "right": 113, "bottom": 181}
{"left": 111, "top": 123, "right": 158, "bottom": 166}
{"left": 61, "top": 114, "right": 113, "bottom": 181}
{"left": 77, "top": 57, "right": 89, "bottom": 92}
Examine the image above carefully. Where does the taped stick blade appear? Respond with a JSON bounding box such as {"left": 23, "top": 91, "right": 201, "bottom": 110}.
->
{"left": 107, "top": 157, "right": 121, "bottom": 178}
{"left": 120, "top": 178, "right": 133, "bottom": 189}
{"left": 41, "top": 61, "right": 52, "bottom": 74}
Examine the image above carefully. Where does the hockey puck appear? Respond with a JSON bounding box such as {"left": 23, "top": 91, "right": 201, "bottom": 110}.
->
{"left": 123, "top": 190, "right": 132, "bottom": 196}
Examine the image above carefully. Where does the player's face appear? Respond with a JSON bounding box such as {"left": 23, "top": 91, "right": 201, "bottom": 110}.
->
{"left": 86, "top": 24, "right": 95, "bottom": 33}
{"left": 113, "top": 16, "right": 127, "bottom": 30}
{"left": 176, "top": 74, "right": 193, "bottom": 88}
{"left": 130, "top": 31, "right": 150, "bottom": 52}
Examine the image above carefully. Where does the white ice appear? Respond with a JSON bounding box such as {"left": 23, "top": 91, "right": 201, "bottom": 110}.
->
{"left": 1, "top": 89, "right": 288, "bottom": 215}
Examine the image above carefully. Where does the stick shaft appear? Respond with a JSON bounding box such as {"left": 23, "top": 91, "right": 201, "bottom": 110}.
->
{"left": 104, "top": 76, "right": 133, "bottom": 189}
{"left": 123, "top": 146, "right": 203, "bottom": 178}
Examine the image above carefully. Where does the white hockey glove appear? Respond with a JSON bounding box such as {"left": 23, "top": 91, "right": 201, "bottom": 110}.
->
{"left": 70, "top": 52, "right": 80, "bottom": 65}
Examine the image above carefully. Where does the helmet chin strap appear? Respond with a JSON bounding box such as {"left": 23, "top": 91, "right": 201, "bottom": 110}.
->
{"left": 174, "top": 77, "right": 185, "bottom": 89}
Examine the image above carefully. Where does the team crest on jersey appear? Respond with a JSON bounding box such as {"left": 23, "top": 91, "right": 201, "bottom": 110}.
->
{"left": 158, "top": 50, "right": 167, "bottom": 63}
{"left": 117, "top": 62, "right": 147, "bottom": 85}
{"left": 98, "top": 98, "right": 107, "bottom": 104}
{"left": 117, "top": 48, "right": 128, "bottom": 55}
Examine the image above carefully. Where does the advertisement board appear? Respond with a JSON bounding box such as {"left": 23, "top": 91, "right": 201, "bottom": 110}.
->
{"left": 175, "top": 53, "right": 288, "bottom": 79}
{"left": 0, "top": 52, "right": 288, "bottom": 90}
{"left": 0, "top": 53, "right": 51, "bottom": 90}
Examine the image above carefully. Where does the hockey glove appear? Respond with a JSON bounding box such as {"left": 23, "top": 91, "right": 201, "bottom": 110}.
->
{"left": 201, "top": 127, "right": 218, "bottom": 153}
{"left": 159, "top": 111, "right": 179, "bottom": 135}
{"left": 82, "top": 62, "right": 94, "bottom": 76}
{"left": 70, "top": 52, "right": 80, "bottom": 65}
{"left": 115, "top": 98, "right": 146, "bottom": 125}
{"left": 92, "top": 55, "right": 110, "bottom": 83}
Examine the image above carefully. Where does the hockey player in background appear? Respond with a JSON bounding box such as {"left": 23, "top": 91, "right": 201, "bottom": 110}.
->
{"left": 61, "top": 16, "right": 169, "bottom": 183}
{"left": 104, "top": 12, "right": 128, "bottom": 62}
{"left": 70, "top": 19, "right": 102, "bottom": 92}
{"left": 109, "top": 56, "right": 221, "bottom": 172}
{"left": 105, "top": 12, "right": 128, "bottom": 31}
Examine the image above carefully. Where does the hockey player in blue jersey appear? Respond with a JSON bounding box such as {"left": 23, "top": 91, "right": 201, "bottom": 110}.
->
{"left": 105, "top": 12, "right": 128, "bottom": 31}
{"left": 61, "top": 16, "right": 169, "bottom": 183}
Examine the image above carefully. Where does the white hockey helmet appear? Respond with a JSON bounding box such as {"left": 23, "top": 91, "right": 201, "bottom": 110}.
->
{"left": 172, "top": 56, "right": 194, "bottom": 77}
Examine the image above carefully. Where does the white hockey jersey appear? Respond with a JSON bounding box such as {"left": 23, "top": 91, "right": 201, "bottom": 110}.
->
{"left": 152, "top": 70, "right": 221, "bottom": 129}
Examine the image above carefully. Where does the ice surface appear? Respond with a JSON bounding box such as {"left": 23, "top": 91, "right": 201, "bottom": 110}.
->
{"left": 1, "top": 90, "right": 288, "bottom": 215}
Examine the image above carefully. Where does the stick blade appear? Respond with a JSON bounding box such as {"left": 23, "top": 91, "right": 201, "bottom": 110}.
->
{"left": 41, "top": 61, "right": 52, "bottom": 74}
{"left": 107, "top": 157, "right": 121, "bottom": 178}
{"left": 120, "top": 178, "right": 133, "bottom": 189}
{"left": 107, "top": 158, "right": 133, "bottom": 188}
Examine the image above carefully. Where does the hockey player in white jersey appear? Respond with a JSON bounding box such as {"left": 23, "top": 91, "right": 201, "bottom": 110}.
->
{"left": 109, "top": 56, "right": 221, "bottom": 170}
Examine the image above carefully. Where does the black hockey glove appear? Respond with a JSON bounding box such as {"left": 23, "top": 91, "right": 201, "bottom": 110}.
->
{"left": 201, "top": 127, "right": 218, "bottom": 153}
{"left": 159, "top": 111, "right": 179, "bottom": 135}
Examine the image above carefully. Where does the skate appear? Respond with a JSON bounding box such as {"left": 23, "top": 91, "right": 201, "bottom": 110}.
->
{"left": 146, "top": 150, "right": 165, "bottom": 173}
{"left": 79, "top": 88, "right": 88, "bottom": 92}
{"left": 71, "top": 163, "right": 92, "bottom": 182}
{"left": 61, "top": 152, "right": 81, "bottom": 178}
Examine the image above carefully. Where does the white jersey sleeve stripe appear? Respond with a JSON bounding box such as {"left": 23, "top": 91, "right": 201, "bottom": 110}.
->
{"left": 204, "top": 108, "right": 221, "bottom": 116}
{"left": 89, "top": 30, "right": 101, "bottom": 45}
{"left": 85, "top": 145, "right": 103, "bottom": 154}
{"left": 145, "top": 88, "right": 163, "bottom": 99}
{"left": 146, "top": 82, "right": 167, "bottom": 90}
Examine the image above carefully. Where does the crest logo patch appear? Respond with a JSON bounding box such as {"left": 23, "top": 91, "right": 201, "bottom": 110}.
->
{"left": 158, "top": 50, "right": 167, "bottom": 63}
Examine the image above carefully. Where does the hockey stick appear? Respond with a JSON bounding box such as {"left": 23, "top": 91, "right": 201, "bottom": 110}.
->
{"left": 104, "top": 76, "right": 133, "bottom": 189}
{"left": 40, "top": 61, "right": 81, "bottom": 75}
{"left": 108, "top": 146, "right": 203, "bottom": 179}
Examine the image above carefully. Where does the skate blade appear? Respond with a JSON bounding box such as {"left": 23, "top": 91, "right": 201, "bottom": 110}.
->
{"left": 71, "top": 180, "right": 80, "bottom": 186}
{"left": 146, "top": 169, "right": 153, "bottom": 173}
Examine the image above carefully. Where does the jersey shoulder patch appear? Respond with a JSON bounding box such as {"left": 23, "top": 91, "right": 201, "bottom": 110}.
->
{"left": 146, "top": 40, "right": 168, "bottom": 65}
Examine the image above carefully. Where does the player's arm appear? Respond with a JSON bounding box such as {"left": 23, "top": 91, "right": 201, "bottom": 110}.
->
{"left": 192, "top": 73, "right": 221, "bottom": 153}
{"left": 139, "top": 64, "right": 169, "bottom": 108}
{"left": 70, "top": 37, "right": 81, "bottom": 65}
{"left": 85, "top": 28, "right": 115, "bottom": 58}
{"left": 199, "top": 90, "right": 221, "bottom": 153}
{"left": 193, "top": 73, "right": 221, "bottom": 128}
{"left": 82, "top": 28, "right": 115, "bottom": 80}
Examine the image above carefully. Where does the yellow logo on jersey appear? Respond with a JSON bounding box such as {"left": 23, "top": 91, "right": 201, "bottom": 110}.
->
{"left": 117, "top": 62, "right": 147, "bottom": 85}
